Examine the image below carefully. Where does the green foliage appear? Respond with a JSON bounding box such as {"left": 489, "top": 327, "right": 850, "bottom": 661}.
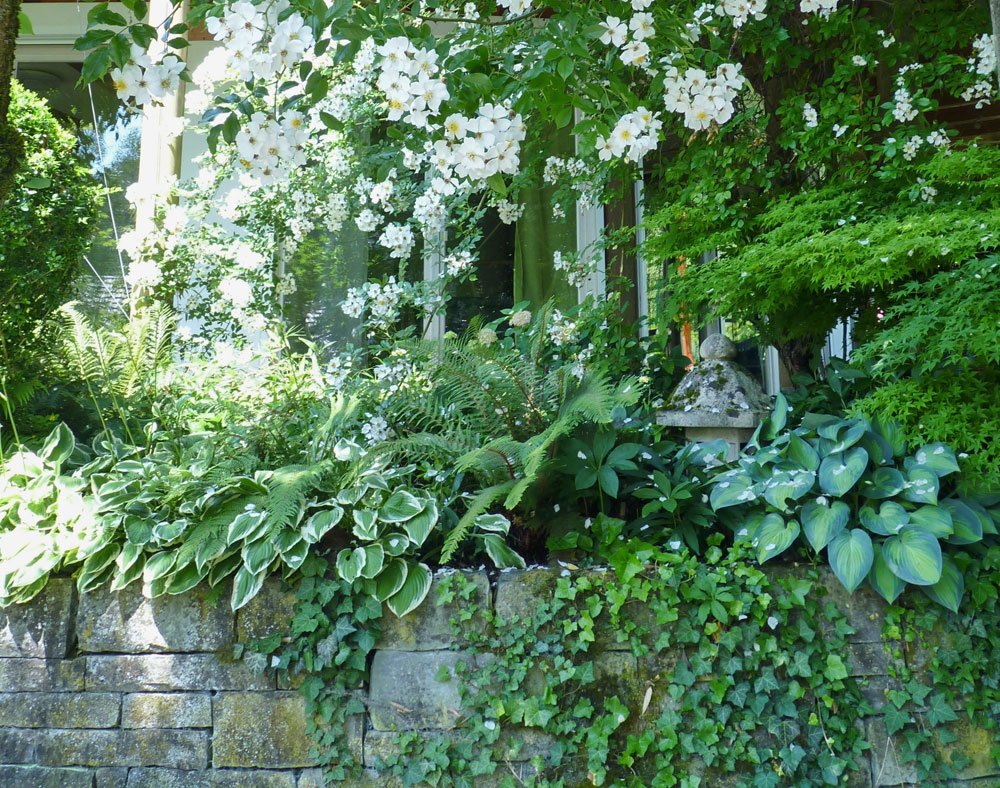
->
{"left": 707, "top": 399, "right": 998, "bottom": 610}
{"left": 0, "top": 82, "right": 100, "bottom": 393}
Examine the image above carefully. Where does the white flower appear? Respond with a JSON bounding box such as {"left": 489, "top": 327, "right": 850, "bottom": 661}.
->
{"left": 476, "top": 328, "right": 498, "bottom": 345}
{"left": 509, "top": 310, "right": 532, "bottom": 327}
{"left": 599, "top": 16, "right": 628, "bottom": 47}
{"left": 802, "top": 102, "right": 818, "bottom": 128}
{"left": 832, "top": 123, "right": 848, "bottom": 137}
{"left": 218, "top": 276, "right": 254, "bottom": 308}
{"left": 851, "top": 55, "right": 868, "bottom": 67}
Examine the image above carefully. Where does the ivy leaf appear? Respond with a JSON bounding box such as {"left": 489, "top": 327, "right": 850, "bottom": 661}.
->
{"left": 884, "top": 704, "right": 911, "bottom": 736}
{"left": 824, "top": 654, "right": 849, "bottom": 681}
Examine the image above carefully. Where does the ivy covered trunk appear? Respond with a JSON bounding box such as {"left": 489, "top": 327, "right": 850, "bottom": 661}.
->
{"left": 0, "top": 0, "right": 21, "bottom": 212}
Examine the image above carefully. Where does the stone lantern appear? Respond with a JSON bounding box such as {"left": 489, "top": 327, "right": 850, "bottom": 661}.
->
{"left": 657, "top": 334, "right": 771, "bottom": 461}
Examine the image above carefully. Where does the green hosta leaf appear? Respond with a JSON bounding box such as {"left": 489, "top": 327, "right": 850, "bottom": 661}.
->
{"left": 908, "top": 505, "right": 953, "bottom": 538}
{"left": 231, "top": 565, "right": 265, "bottom": 610}
{"left": 710, "top": 473, "right": 755, "bottom": 510}
{"left": 910, "top": 443, "right": 960, "bottom": 477}
{"left": 483, "top": 534, "right": 527, "bottom": 569}
{"left": 143, "top": 551, "right": 177, "bottom": 583}
{"left": 862, "top": 467, "right": 906, "bottom": 500}
{"left": 336, "top": 547, "right": 367, "bottom": 584}
{"left": 375, "top": 559, "right": 408, "bottom": 602}
{"left": 859, "top": 431, "right": 894, "bottom": 467}
{"left": 868, "top": 543, "right": 905, "bottom": 604}
{"left": 165, "top": 562, "right": 206, "bottom": 596}
{"left": 787, "top": 434, "right": 820, "bottom": 471}
{"left": 402, "top": 500, "right": 438, "bottom": 547}
{"left": 227, "top": 509, "right": 268, "bottom": 545}
{"left": 301, "top": 506, "right": 343, "bottom": 544}
{"left": 378, "top": 490, "right": 425, "bottom": 523}
{"left": 940, "top": 500, "right": 984, "bottom": 545}
{"left": 111, "top": 542, "right": 144, "bottom": 591}
{"left": 873, "top": 418, "right": 907, "bottom": 458}
{"left": 752, "top": 513, "right": 799, "bottom": 563}
{"left": 801, "top": 499, "right": 849, "bottom": 552}
{"left": 386, "top": 562, "right": 433, "bottom": 617}
{"left": 281, "top": 540, "right": 309, "bottom": 571}
{"left": 821, "top": 418, "right": 867, "bottom": 453}
{"left": 818, "top": 447, "right": 869, "bottom": 496}
{"left": 359, "top": 544, "right": 385, "bottom": 580}
{"left": 859, "top": 501, "right": 909, "bottom": 536}
{"left": 882, "top": 527, "right": 943, "bottom": 586}
{"left": 242, "top": 539, "right": 275, "bottom": 575}
{"left": 902, "top": 468, "right": 939, "bottom": 504}
{"left": 921, "top": 556, "right": 964, "bottom": 613}
{"left": 762, "top": 392, "right": 789, "bottom": 440}
{"left": 352, "top": 509, "right": 378, "bottom": 541}
{"left": 762, "top": 470, "right": 815, "bottom": 512}
{"left": 827, "top": 529, "right": 874, "bottom": 593}
{"left": 382, "top": 533, "right": 409, "bottom": 556}
{"left": 475, "top": 514, "right": 510, "bottom": 535}
{"left": 40, "top": 423, "right": 75, "bottom": 466}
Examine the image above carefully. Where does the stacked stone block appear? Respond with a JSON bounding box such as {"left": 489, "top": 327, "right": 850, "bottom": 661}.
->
{"left": 0, "top": 570, "right": 996, "bottom": 787}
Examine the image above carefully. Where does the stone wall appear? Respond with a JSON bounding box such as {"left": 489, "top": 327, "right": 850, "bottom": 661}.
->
{"left": 0, "top": 571, "right": 997, "bottom": 787}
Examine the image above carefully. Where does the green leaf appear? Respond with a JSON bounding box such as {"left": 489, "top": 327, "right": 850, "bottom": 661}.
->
{"left": 763, "top": 470, "right": 815, "bottom": 511}
{"left": 17, "top": 11, "right": 33, "bottom": 35}
{"left": 557, "top": 56, "right": 574, "bottom": 80}
{"left": 402, "top": 500, "right": 437, "bottom": 547}
{"left": 375, "top": 559, "right": 408, "bottom": 602}
{"left": 710, "top": 473, "right": 754, "bottom": 510}
{"left": 359, "top": 544, "right": 385, "bottom": 580}
{"left": 911, "top": 443, "right": 960, "bottom": 477}
{"left": 231, "top": 565, "right": 265, "bottom": 610}
{"left": 868, "top": 543, "right": 905, "bottom": 604}
{"left": 40, "top": 423, "right": 75, "bottom": 465}
{"left": 827, "top": 529, "right": 874, "bottom": 593}
{"left": 352, "top": 509, "right": 378, "bottom": 541}
{"left": 301, "top": 506, "right": 343, "bottom": 544}
{"left": 483, "top": 534, "right": 526, "bottom": 569}
{"left": 762, "top": 392, "right": 789, "bottom": 440}
{"left": 143, "top": 551, "right": 177, "bottom": 583}
{"left": 882, "top": 527, "right": 943, "bottom": 586}
{"left": 336, "top": 547, "right": 366, "bottom": 584}
{"left": 823, "top": 418, "right": 867, "bottom": 453}
{"left": 242, "top": 539, "right": 275, "bottom": 575}
{"left": 824, "top": 654, "right": 849, "bottom": 681}
{"left": 907, "top": 505, "right": 953, "bottom": 538}
{"left": 378, "top": 490, "right": 425, "bottom": 522}
{"left": 862, "top": 467, "right": 906, "bottom": 499}
{"left": 818, "top": 447, "right": 869, "bottom": 496}
{"left": 752, "top": 514, "right": 799, "bottom": 563}
{"left": 382, "top": 533, "right": 409, "bottom": 556}
{"left": 940, "top": 499, "right": 984, "bottom": 545}
{"left": 227, "top": 510, "right": 268, "bottom": 545}
{"left": 598, "top": 465, "right": 620, "bottom": 498}
{"left": 901, "top": 468, "right": 939, "bottom": 504}
{"left": 921, "top": 556, "right": 963, "bottom": 613}
{"left": 800, "top": 499, "right": 849, "bottom": 552}
{"left": 859, "top": 501, "right": 909, "bottom": 536}
{"left": 787, "top": 434, "right": 820, "bottom": 471}
{"left": 474, "top": 513, "right": 510, "bottom": 535}
{"left": 386, "top": 562, "right": 433, "bottom": 617}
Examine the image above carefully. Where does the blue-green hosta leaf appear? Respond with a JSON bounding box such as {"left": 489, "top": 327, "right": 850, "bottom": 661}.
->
{"left": 901, "top": 468, "right": 939, "bottom": 504}
{"left": 378, "top": 490, "right": 426, "bottom": 523}
{"left": 859, "top": 501, "right": 909, "bottom": 536}
{"left": 483, "top": 534, "right": 527, "bottom": 569}
{"left": 386, "top": 562, "right": 433, "bottom": 617}
{"left": 352, "top": 509, "right": 378, "bottom": 541}
{"left": 908, "top": 505, "right": 953, "bottom": 538}
{"left": 786, "top": 434, "right": 821, "bottom": 471}
{"left": 710, "top": 472, "right": 756, "bottom": 510}
{"left": 475, "top": 513, "right": 511, "bottom": 535}
{"left": 359, "top": 544, "right": 385, "bottom": 580}
{"left": 921, "top": 556, "right": 964, "bottom": 613}
{"left": 800, "top": 499, "right": 849, "bottom": 552}
{"left": 910, "top": 443, "right": 960, "bottom": 478}
{"left": 230, "top": 565, "right": 265, "bottom": 610}
{"left": 940, "top": 499, "right": 984, "bottom": 545}
{"left": 861, "top": 467, "right": 906, "bottom": 500}
{"left": 859, "top": 430, "right": 894, "bottom": 467}
{"left": 375, "top": 559, "right": 408, "bottom": 602}
{"left": 752, "top": 514, "right": 800, "bottom": 563}
{"left": 882, "top": 527, "right": 943, "bottom": 586}
{"left": 827, "top": 529, "right": 874, "bottom": 593}
{"left": 301, "top": 506, "right": 344, "bottom": 544}
{"left": 872, "top": 418, "right": 907, "bottom": 458}
{"left": 963, "top": 499, "right": 997, "bottom": 536}
{"left": 818, "top": 448, "right": 869, "bottom": 496}
{"left": 402, "top": 500, "right": 438, "bottom": 547}
{"left": 820, "top": 418, "right": 868, "bottom": 453}
{"left": 762, "top": 393, "right": 789, "bottom": 440}
{"left": 336, "top": 547, "right": 367, "bottom": 584}
{"left": 40, "top": 423, "right": 75, "bottom": 466}
{"left": 762, "top": 469, "right": 816, "bottom": 512}
{"left": 868, "top": 543, "right": 905, "bottom": 604}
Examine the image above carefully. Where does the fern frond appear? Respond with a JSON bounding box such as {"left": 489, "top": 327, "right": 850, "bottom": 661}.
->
{"left": 439, "top": 480, "right": 516, "bottom": 563}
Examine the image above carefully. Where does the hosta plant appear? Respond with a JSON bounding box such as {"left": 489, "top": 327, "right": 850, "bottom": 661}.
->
{"left": 710, "top": 397, "right": 998, "bottom": 611}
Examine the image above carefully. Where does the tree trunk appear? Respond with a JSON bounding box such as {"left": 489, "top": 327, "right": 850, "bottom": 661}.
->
{"left": 0, "top": 0, "right": 22, "bottom": 213}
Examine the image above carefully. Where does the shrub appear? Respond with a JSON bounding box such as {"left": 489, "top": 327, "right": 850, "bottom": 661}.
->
{"left": 0, "top": 81, "right": 100, "bottom": 397}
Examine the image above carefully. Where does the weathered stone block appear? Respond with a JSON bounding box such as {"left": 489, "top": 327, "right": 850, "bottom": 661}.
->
{"left": 867, "top": 717, "right": 917, "bottom": 786}
{"left": 0, "top": 579, "right": 75, "bottom": 658}
{"left": 364, "top": 727, "right": 556, "bottom": 769}
{"left": 236, "top": 579, "right": 297, "bottom": 644}
{"left": 0, "top": 657, "right": 85, "bottom": 691}
{"left": 85, "top": 654, "right": 274, "bottom": 692}
{"left": 212, "top": 692, "right": 317, "bottom": 768}
{"left": 847, "top": 642, "right": 892, "bottom": 677}
{"left": 1, "top": 728, "right": 208, "bottom": 768}
{"left": 125, "top": 768, "right": 297, "bottom": 787}
{"left": 812, "top": 569, "right": 885, "bottom": 643}
{"left": 378, "top": 571, "right": 490, "bottom": 651}
{"left": 77, "top": 584, "right": 234, "bottom": 654}
{"left": 95, "top": 767, "right": 130, "bottom": 788}
{"left": 0, "top": 691, "right": 120, "bottom": 728}
{"left": 0, "top": 765, "right": 93, "bottom": 788}
{"left": 122, "top": 692, "right": 212, "bottom": 728}
{"left": 368, "top": 650, "right": 470, "bottom": 730}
